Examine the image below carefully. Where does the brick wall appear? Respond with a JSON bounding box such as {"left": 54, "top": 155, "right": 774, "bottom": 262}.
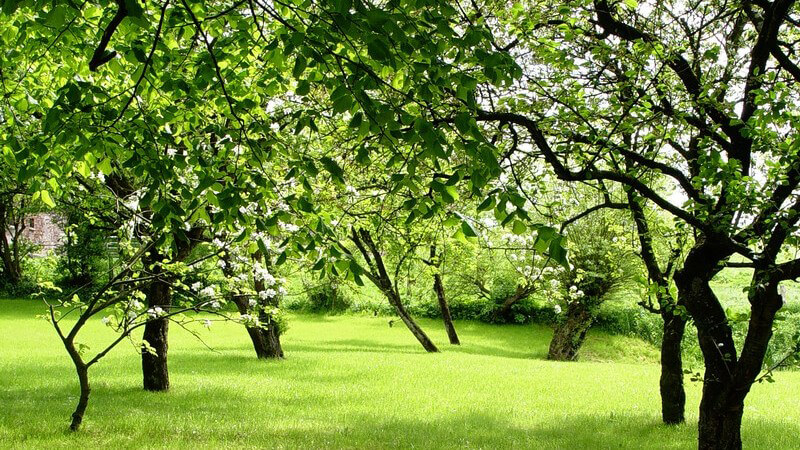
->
{"left": 17, "top": 213, "right": 65, "bottom": 256}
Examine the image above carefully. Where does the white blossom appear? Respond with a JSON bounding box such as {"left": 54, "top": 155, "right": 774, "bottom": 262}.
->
{"left": 199, "top": 285, "right": 217, "bottom": 298}
{"left": 553, "top": 304, "right": 562, "bottom": 314}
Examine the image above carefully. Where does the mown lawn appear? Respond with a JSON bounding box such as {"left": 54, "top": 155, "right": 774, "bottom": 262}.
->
{"left": 1, "top": 298, "right": 798, "bottom": 449}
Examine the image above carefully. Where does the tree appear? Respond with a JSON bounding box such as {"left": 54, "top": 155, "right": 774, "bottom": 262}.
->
{"left": 424, "top": 244, "right": 460, "bottom": 345}
{"left": 626, "top": 190, "right": 689, "bottom": 424}
{"left": 547, "top": 214, "right": 634, "bottom": 361}
{"left": 0, "top": 190, "right": 30, "bottom": 287}
{"left": 459, "top": 0, "right": 800, "bottom": 446}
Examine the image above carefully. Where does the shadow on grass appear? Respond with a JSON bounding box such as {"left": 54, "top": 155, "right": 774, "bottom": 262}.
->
{"left": 4, "top": 377, "right": 797, "bottom": 449}
{"left": 2, "top": 343, "right": 798, "bottom": 448}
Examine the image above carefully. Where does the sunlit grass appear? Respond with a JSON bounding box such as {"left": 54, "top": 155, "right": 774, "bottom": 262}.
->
{"left": 1, "top": 298, "right": 798, "bottom": 449}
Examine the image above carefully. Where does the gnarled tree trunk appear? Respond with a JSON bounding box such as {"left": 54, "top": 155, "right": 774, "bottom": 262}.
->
{"left": 547, "top": 300, "right": 593, "bottom": 361}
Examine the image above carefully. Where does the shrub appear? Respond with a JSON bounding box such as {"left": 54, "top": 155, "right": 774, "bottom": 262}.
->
{"left": 298, "top": 280, "right": 352, "bottom": 313}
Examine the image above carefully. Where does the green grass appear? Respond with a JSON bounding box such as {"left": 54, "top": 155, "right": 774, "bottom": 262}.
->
{"left": 1, "top": 298, "right": 798, "bottom": 449}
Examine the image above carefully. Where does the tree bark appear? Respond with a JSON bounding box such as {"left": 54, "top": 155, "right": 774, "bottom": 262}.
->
{"left": 494, "top": 283, "right": 533, "bottom": 321}
{"left": 547, "top": 300, "right": 593, "bottom": 361}
{"left": 0, "top": 199, "right": 22, "bottom": 285}
{"left": 660, "top": 311, "right": 686, "bottom": 424}
{"left": 675, "top": 239, "right": 740, "bottom": 449}
{"left": 626, "top": 189, "right": 687, "bottom": 424}
{"left": 140, "top": 230, "right": 204, "bottom": 391}
{"left": 232, "top": 295, "right": 284, "bottom": 359}
{"left": 69, "top": 363, "right": 91, "bottom": 431}
{"left": 434, "top": 272, "right": 460, "bottom": 345}
{"left": 141, "top": 272, "right": 170, "bottom": 391}
{"left": 429, "top": 245, "right": 459, "bottom": 345}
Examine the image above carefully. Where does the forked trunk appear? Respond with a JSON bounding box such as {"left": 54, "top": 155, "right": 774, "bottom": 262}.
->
{"left": 674, "top": 240, "right": 741, "bottom": 449}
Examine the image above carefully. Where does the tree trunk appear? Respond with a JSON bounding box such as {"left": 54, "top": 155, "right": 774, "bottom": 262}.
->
{"left": 232, "top": 296, "right": 284, "bottom": 359}
{"left": 141, "top": 270, "right": 171, "bottom": 391}
{"left": 674, "top": 240, "right": 741, "bottom": 449}
{"left": 434, "top": 272, "right": 460, "bottom": 345}
{"left": 69, "top": 363, "right": 90, "bottom": 431}
{"left": 660, "top": 311, "right": 686, "bottom": 424}
{"left": 547, "top": 300, "right": 593, "bottom": 361}
{"left": 0, "top": 200, "right": 22, "bottom": 286}
{"left": 494, "top": 284, "right": 532, "bottom": 322}
{"left": 388, "top": 288, "right": 440, "bottom": 352}
{"left": 352, "top": 228, "right": 439, "bottom": 353}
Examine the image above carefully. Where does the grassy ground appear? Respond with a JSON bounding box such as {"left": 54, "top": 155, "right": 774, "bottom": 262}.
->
{"left": 1, "top": 299, "right": 798, "bottom": 449}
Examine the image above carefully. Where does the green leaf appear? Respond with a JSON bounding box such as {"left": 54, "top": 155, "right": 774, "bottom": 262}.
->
{"left": 477, "top": 195, "right": 495, "bottom": 212}
{"left": 332, "top": 94, "right": 353, "bottom": 113}
{"left": 2, "top": 0, "right": 19, "bottom": 15}
{"left": 461, "top": 219, "right": 478, "bottom": 237}
{"left": 292, "top": 55, "right": 307, "bottom": 79}
{"left": 548, "top": 236, "right": 569, "bottom": 269}
{"left": 320, "top": 157, "right": 344, "bottom": 182}
{"left": 295, "top": 80, "right": 310, "bottom": 96}
{"left": 512, "top": 220, "right": 526, "bottom": 235}
{"left": 367, "top": 38, "right": 391, "bottom": 63}
{"left": 39, "top": 190, "right": 55, "bottom": 208}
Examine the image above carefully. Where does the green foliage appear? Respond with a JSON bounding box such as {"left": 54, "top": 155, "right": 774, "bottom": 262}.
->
{"left": 56, "top": 213, "right": 113, "bottom": 289}
{"left": 295, "top": 279, "right": 353, "bottom": 314}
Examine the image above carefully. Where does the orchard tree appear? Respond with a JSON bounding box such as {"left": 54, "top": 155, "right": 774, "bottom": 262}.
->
{"left": 457, "top": 0, "right": 800, "bottom": 446}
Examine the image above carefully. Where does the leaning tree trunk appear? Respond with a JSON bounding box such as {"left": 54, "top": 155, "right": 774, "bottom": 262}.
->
{"left": 659, "top": 310, "right": 687, "bottom": 424}
{"left": 434, "top": 271, "right": 460, "bottom": 345}
{"left": 141, "top": 263, "right": 171, "bottom": 391}
{"left": 352, "top": 228, "right": 439, "bottom": 353}
{"left": 547, "top": 300, "right": 593, "bottom": 361}
{"left": 387, "top": 289, "right": 440, "bottom": 352}
{"left": 429, "top": 245, "right": 459, "bottom": 345}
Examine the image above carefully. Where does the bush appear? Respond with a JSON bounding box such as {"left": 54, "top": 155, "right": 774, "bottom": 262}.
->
{"left": 293, "top": 280, "right": 352, "bottom": 313}
{"left": 0, "top": 255, "right": 59, "bottom": 297}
